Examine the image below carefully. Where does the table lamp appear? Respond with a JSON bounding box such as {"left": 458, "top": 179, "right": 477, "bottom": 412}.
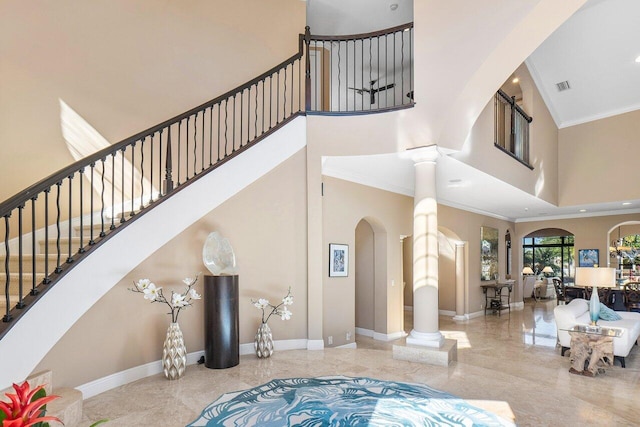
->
{"left": 575, "top": 267, "right": 616, "bottom": 325}
{"left": 542, "top": 266, "right": 554, "bottom": 277}
{"left": 522, "top": 267, "right": 534, "bottom": 275}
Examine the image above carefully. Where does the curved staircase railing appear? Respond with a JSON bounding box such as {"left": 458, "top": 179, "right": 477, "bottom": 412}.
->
{"left": 0, "top": 24, "right": 415, "bottom": 340}
{"left": 0, "top": 35, "right": 307, "bottom": 339}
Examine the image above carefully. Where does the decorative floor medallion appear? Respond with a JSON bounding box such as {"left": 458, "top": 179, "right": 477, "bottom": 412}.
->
{"left": 187, "top": 376, "right": 515, "bottom": 426}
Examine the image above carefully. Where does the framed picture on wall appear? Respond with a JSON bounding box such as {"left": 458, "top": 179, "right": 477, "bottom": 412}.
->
{"left": 578, "top": 249, "right": 599, "bottom": 267}
{"left": 329, "top": 243, "right": 349, "bottom": 277}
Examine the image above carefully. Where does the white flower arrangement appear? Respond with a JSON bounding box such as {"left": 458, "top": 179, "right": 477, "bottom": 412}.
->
{"left": 251, "top": 287, "right": 293, "bottom": 323}
{"left": 129, "top": 273, "right": 201, "bottom": 323}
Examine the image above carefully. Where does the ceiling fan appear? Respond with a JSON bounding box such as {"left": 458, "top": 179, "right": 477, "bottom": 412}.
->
{"left": 348, "top": 80, "right": 395, "bottom": 104}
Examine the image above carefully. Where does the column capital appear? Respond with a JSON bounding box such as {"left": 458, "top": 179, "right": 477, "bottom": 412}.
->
{"left": 402, "top": 145, "right": 456, "bottom": 165}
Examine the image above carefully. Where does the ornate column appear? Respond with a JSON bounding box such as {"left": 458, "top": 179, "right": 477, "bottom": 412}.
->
{"left": 406, "top": 146, "right": 444, "bottom": 348}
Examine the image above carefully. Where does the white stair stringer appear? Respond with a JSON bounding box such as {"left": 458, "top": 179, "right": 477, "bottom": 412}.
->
{"left": 0, "top": 116, "right": 306, "bottom": 390}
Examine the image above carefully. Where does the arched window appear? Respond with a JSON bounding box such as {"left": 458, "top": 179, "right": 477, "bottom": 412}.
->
{"left": 522, "top": 228, "right": 574, "bottom": 284}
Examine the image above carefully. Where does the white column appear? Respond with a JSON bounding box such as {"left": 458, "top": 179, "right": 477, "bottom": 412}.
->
{"left": 453, "top": 242, "right": 467, "bottom": 320}
{"left": 406, "top": 146, "right": 444, "bottom": 348}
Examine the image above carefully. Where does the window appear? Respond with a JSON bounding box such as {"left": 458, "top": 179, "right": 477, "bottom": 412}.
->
{"left": 494, "top": 89, "right": 533, "bottom": 167}
{"left": 523, "top": 234, "right": 574, "bottom": 284}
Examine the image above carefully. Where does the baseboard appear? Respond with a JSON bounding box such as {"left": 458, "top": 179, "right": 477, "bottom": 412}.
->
{"left": 511, "top": 301, "right": 524, "bottom": 310}
{"left": 373, "top": 331, "right": 407, "bottom": 341}
{"left": 467, "top": 310, "right": 485, "bottom": 319}
{"left": 307, "top": 339, "right": 325, "bottom": 350}
{"left": 79, "top": 339, "right": 309, "bottom": 399}
{"left": 335, "top": 342, "right": 357, "bottom": 349}
{"left": 452, "top": 314, "right": 469, "bottom": 321}
{"left": 438, "top": 310, "right": 456, "bottom": 317}
{"left": 355, "top": 327, "right": 374, "bottom": 337}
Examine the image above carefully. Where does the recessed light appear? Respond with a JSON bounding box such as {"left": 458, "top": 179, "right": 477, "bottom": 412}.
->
{"left": 579, "top": 209, "right": 587, "bottom": 213}
{"left": 623, "top": 202, "right": 632, "bottom": 206}
{"left": 390, "top": 3, "right": 398, "bottom": 11}
{"left": 635, "top": 56, "right": 640, "bottom": 63}
{"left": 512, "top": 77, "right": 519, "bottom": 84}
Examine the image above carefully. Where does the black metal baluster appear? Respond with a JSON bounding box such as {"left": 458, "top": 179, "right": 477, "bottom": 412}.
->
{"left": 89, "top": 163, "right": 95, "bottom": 245}
{"left": 158, "top": 129, "right": 163, "bottom": 197}
{"left": 164, "top": 126, "right": 174, "bottom": 194}
{"left": 369, "top": 38, "right": 372, "bottom": 110}
{"left": 55, "top": 181, "right": 62, "bottom": 274}
{"left": 139, "top": 137, "right": 145, "bottom": 210}
{"left": 262, "top": 79, "right": 265, "bottom": 134}
{"left": 401, "top": 31, "right": 405, "bottom": 105}
{"left": 409, "top": 28, "right": 412, "bottom": 102}
{"left": 177, "top": 120, "right": 182, "bottom": 186}
{"left": 283, "top": 66, "right": 287, "bottom": 119}
{"left": 130, "top": 142, "right": 136, "bottom": 216}
{"left": 3, "top": 215, "right": 11, "bottom": 321}
{"left": 224, "top": 99, "right": 229, "bottom": 156}
{"left": 110, "top": 153, "right": 116, "bottom": 230}
{"left": 385, "top": 34, "right": 388, "bottom": 107}
{"left": 120, "top": 149, "right": 125, "bottom": 224}
{"left": 393, "top": 31, "right": 396, "bottom": 106}
{"left": 44, "top": 188, "right": 51, "bottom": 283}
{"left": 193, "top": 113, "right": 197, "bottom": 173}
{"left": 240, "top": 91, "right": 244, "bottom": 147}
{"left": 276, "top": 70, "right": 280, "bottom": 124}
{"left": 201, "top": 109, "right": 205, "bottom": 172}
{"left": 150, "top": 134, "right": 155, "bottom": 203}
{"left": 67, "top": 174, "right": 74, "bottom": 263}
{"left": 337, "top": 42, "right": 341, "bottom": 112}
{"left": 186, "top": 116, "right": 191, "bottom": 180}
{"left": 17, "top": 205, "right": 24, "bottom": 308}
{"left": 377, "top": 35, "right": 380, "bottom": 108}
{"left": 31, "top": 197, "right": 37, "bottom": 294}
{"left": 217, "top": 102, "right": 222, "bottom": 161}
{"left": 269, "top": 75, "right": 272, "bottom": 129}
{"left": 361, "top": 39, "right": 364, "bottom": 109}
{"left": 100, "top": 159, "right": 106, "bottom": 237}
{"left": 247, "top": 87, "right": 251, "bottom": 144}
{"left": 255, "top": 83, "right": 259, "bottom": 139}
{"left": 232, "top": 94, "right": 236, "bottom": 152}
{"left": 209, "top": 106, "right": 213, "bottom": 167}
{"left": 79, "top": 168, "right": 85, "bottom": 253}
{"left": 346, "top": 40, "right": 348, "bottom": 111}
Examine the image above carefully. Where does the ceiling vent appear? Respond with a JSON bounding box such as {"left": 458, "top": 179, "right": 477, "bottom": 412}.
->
{"left": 555, "top": 80, "right": 571, "bottom": 92}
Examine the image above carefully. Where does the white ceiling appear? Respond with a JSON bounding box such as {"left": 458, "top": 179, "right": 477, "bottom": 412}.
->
{"left": 312, "top": 0, "right": 640, "bottom": 222}
{"left": 526, "top": 0, "right": 640, "bottom": 129}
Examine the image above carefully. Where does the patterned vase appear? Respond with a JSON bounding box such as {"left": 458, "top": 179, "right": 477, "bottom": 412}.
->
{"left": 163, "top": 322, "right": 187, "bottom": 380}
{"left": 254, "top": 322, "right": 274, "bottom": 358}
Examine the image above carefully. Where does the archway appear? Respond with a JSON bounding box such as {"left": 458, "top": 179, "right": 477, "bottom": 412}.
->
{"left": 354, "top": 217, "right": 387, "bottom": 339}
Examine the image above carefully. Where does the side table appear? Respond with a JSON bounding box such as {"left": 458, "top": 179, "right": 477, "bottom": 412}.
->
{"left": 564, "top": 325, "right": 622, "bottom": 377}
{"left": 480, "top": 283, "right": 512, "bottom": 316}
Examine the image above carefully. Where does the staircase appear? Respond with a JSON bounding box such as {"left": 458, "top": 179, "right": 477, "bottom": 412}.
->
{"left": 0, "top": 370, "right": 83, "bottom": 427}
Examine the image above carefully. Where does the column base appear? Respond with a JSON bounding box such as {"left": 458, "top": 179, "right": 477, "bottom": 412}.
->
{"left": 393, "top": 339, "right": 457, "bottom": 367}
{"left": 406, "top": 329, "right": 445, "bottom": 348}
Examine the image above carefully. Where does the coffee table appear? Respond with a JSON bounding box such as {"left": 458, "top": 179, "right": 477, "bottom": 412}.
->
{"left": 563, "top": 325, "right": 623, "bottom": 377}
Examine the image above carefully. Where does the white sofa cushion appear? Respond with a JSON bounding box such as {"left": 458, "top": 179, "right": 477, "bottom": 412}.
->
{"left": 554, "top": 298, "right": 640, "bottom": 358}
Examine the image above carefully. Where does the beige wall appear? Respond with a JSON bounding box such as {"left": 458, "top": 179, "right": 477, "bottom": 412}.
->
{"left": 0, "top": 0, "right": 305, "bottom": 201}
{"left": 402, "top": 237, "right": 413, "bottom": 307}
{"left": 355, "top": 220, "right": 375, "bottom": 331}
{"left": 455, "top": 63, "right": 559, "bottom": 205}
{"left": 558, "top": 110, "right": 640, "bottom": 206}
{"left": 35, "top": 148, "right": 308, "bottom": 388}
{"left": 321, "top": 176, "right": 413, "bottom": 346}
{"left": 438, "top": 205, "right": 515, "bottom": 312}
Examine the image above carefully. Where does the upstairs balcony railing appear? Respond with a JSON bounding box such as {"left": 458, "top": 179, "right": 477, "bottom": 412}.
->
{"left": 0, "top": 24, "right": 414, "bottom": 339}
{"left": 494, "top": 89, "right": 533, "bottom": 167}
{"left": 307, "top": 23, "right": 414, "bottom": 114}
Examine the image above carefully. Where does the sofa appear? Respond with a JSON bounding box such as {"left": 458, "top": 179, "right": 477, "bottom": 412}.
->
{"left": 554, "top": 298, "right": 640, "bottom": 367}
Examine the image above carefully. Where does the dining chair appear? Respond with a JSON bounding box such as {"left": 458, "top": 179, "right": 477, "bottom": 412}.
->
{"left": 623, "top": 282, "right": 640, "bottom": 312}
{"left": 552, "top": 278, "right": 566, "bottom": 305}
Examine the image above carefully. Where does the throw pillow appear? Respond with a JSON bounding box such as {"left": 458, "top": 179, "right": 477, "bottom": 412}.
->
{"left": 598, "top": 303, "right": 622, "bottom": 321}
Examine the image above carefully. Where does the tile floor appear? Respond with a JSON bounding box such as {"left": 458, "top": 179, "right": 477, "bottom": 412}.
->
{"left": 81, "top": 300, "right": 640, "bottom": 426}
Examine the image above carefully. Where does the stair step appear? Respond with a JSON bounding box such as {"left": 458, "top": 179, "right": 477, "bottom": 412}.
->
{"left": 1, "top": 254, "right": 59, "bottom": 273}
{"left": 49, "top": 387, "right": 83, "bottom": 427}
{"left": 2, "top": 273, "right": 47, "bottom": 294}
{"left": 39, "top": 237, "right": 83, "bottom": 254}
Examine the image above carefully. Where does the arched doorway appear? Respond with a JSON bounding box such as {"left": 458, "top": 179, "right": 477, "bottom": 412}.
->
{"left": 354, "top": 217, "right": 387, "bottom": 339}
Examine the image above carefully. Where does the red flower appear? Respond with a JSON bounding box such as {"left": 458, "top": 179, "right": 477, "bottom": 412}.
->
{"left": 0, "top": 381, "right": 60, "bottom": 427}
